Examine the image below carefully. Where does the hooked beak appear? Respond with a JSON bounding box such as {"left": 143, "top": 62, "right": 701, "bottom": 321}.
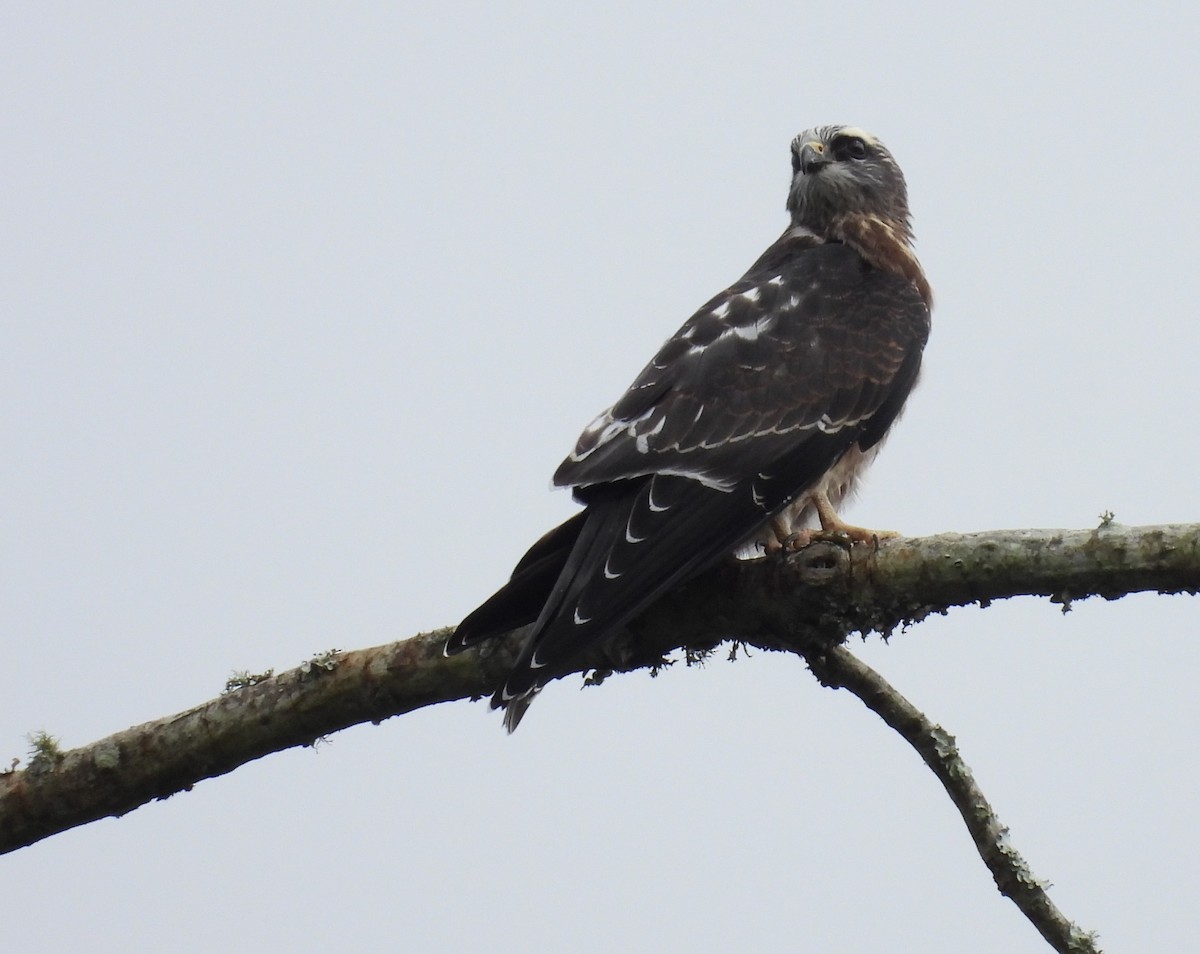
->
{"left": 798, "top": 140, "right": 830, "bottom": 175}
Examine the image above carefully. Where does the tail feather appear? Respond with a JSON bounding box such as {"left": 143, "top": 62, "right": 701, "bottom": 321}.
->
{"left": 445, "top": 512, "right": 586, "bottom": 654}
{"left": 497, "top": 689, "right": 539, "bottom": 733}
{"left": 452, "top": 430, "right": 855, "bottom": 730}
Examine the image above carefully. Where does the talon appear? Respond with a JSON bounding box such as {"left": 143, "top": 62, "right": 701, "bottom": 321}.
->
{"left": 813, "top": 491, "right": 900, "bottom": 545}
{"left": 781, "top": 530, "right": 813, "bottom": 551}
{"left": 766, "top": 517, "right": 814, "bottom": 554}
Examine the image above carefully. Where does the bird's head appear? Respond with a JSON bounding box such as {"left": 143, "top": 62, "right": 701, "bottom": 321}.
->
{"left": 786, "top": 125, "right": 912, "bottom": 242}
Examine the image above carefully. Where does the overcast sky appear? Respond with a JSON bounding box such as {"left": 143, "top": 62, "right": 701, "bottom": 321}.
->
{"left": 3, "top": 4, "right": 1198, "bottom": 952}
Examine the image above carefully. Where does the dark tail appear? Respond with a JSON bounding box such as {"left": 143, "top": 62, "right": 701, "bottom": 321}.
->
{"left": 444, "top": 511, "right": 586, "bottom": 654}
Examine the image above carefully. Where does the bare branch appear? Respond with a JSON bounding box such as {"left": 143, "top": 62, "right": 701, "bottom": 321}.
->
{"left": 806, "top": 645, "right": 1102, "bottom": 954}
{"left": 2, "top": 522, "right": 1196, "bottom": 859}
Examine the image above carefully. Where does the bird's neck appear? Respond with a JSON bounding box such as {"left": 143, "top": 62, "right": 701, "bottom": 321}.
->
{"left": 831, "top": 213, "right": 932, "bottom": 309}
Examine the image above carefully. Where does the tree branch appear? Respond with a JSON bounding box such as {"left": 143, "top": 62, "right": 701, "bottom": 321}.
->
{"left": 3, "top": 522, "right": 1196, "bottom": 874}
{"left": 805, "top": 645, "right": 1102, "bottom": 954}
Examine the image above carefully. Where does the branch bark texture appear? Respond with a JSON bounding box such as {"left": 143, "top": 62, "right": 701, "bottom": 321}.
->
{"left": 807, "top": 646, "right": 1102, "bottom": 954}
{"left": 2, "top": 522, "right": 1196, "bottom": 858}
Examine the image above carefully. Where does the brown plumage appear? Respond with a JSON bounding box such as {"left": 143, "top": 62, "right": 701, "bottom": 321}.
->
{"left": 446, "top": 125, "right": 931, "bottom": 730}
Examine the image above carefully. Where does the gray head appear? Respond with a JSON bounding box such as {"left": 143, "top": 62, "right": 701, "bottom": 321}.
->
{"left": 786, "top": 125, "right": 912, "bottom": 240}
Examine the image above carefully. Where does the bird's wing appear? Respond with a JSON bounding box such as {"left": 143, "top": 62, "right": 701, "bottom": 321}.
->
{"left": 499, "top": 237, "right": 929, "bottom": 692}
{"left": 556, "top": 238, "right": 926, "bottom": 492}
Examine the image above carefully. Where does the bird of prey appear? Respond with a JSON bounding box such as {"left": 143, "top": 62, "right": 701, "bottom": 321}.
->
{"left": 446, "top": 125, "right": 932, "bottom": 731}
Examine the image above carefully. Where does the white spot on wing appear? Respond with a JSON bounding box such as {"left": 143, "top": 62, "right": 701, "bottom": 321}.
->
{"left": 572, "top": 463, "right": 735, "bottom": 493}
{"left": 732, "top": 313, "right": 776, "bottom": 342}
{"left": 647, "top": 477, "right": 670, "bottom": 513}
{"left": 665, "top": 468, "right": 734, "bottom": 490}
{"left": 573, "top": 607, "right": 592, "bottom": 625}
{"left": 767, "top": 275, "right": 784, "bottom": 286}
{"left": 711, "top": 301, "right": 731, "bottom": 319}
{"left": 704, "top": 312, "right": 778, "bottom": 347}
{"left": 740, "top": 287, "right": 761, "bottom": 303}
{"left": 602, "top": 419, "right": 626, "bottom": 439}
{"left": 582, "top": 411, "right": 612, "bottom": 435}
{"left": 633, "top": 416, "right": 665, "bottom": 454}
{"left": 817, "top": 414, "right": 845, "bottom": 434}
{"left": 575, "top": 404, "right": 661, "bottom": 460}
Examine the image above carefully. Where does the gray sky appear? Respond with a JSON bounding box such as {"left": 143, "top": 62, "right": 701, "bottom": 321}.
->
{"left": 3, "top": 4, "right": 1197, "bottom": 951}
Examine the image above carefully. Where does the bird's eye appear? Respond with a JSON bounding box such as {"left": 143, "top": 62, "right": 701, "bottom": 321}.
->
{"left": 835, "top": 137, "right": 869, "bottom": 161}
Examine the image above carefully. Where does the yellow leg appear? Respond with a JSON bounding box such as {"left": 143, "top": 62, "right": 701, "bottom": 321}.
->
{"left": 812, "top": 491, "right": 899, "bottom": 544}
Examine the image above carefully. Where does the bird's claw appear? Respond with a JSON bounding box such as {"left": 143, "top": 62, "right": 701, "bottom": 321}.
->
{"left": 767, "top": 525, "right": 898, "bottom": 555}
{"left": 816, "top": 525, "right": 899, "bottom": 546}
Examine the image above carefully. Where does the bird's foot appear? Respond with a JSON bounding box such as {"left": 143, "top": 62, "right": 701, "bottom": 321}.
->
{"left": 780, "top": 529, "right": 816, "bottom": 551}
{"left": 812, "top": 522, "right": 899, "bottom": 546}
{"left": 812, "top": 491, "right": 899, "bottom": 545}
{"left": 761, "top": 526, "right": 815, "bottom": 555}
{"left": 769, "top": 524, "right": 897, "bottom": 553}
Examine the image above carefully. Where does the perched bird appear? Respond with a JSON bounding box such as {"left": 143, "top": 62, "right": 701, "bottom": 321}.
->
{"left": 446, "top": 125, "right": 932, "bottom": 730}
